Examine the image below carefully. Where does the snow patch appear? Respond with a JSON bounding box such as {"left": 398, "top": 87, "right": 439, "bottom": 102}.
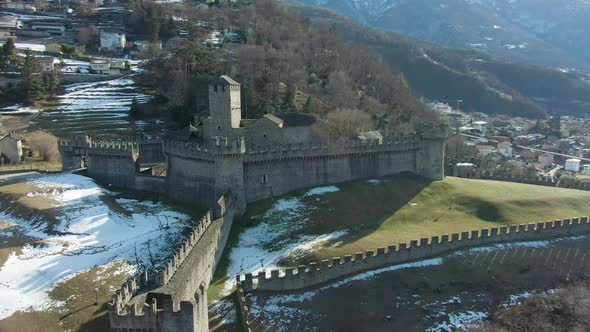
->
{"left": 304, "top": 186, "right": 339, "bottom": 196}
{"left": 453, "top": 235, "right": 587, "bottom": 256}
{"left": 0, "top": 174, "right": 191, "bottom": 319}
{"left": 427, "top": 310, "right": 488, "bottom": 332}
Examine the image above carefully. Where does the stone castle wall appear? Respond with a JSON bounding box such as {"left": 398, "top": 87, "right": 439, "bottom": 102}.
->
{"left": 242, "top": 136, "right": 418, "bottom": 202}
{"left": 109, "top": 195, "right": 237, "bottom": 332}
{"left": 84, "top": 140, "right": 139, "bottom": 188}
{"left": 162, "top": 126, "right": 446, "bottom": 209}
{"left": 239, "top": 217, "right": 590, "bottom": 292}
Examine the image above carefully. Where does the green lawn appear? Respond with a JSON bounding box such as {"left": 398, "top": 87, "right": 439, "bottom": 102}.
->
{"left": 242, "top": 174, "right": 590, "bottom": 263}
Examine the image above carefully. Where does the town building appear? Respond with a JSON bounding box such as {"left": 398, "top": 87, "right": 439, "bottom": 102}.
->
{"left": 565, "top": 158, "right": 581, "bottom": 173}
{"left": 476, "top": 145, "right": 495, "bottom": 157}
{"left": 99, "top": 30, "right": 126, "bottom": 52}
{"left": 37, "top": 56, "right": 54, "bottom": 72}
{"left": 0, "top": 15, "right": 18, "bottom": 40}
{"left": 0, "top": 133, "right": 22, "bottom": 164}
{"left": 30, "top": 21, "right": 65, "bottom": 36}
{"left": 497, "top": 141, "right": 513, "bottom": 158}
{"left": 584, "top": 164, "right": 590, "bottom": 176}
{"left": 0, "top": 1, "right": 35, "bottom": 11}
{"left": 90, "top": 59, "right": 110, "bottom": 74}
{"left": 134, "top": 40, "right": 162, "bottom": 52}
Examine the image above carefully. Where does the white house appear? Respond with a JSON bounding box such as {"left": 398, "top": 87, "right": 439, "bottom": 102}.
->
{"left": 0, "top": 133, "right": 22, "bottom": 164}
{"left": 90, "top": 59, "right": 110, "bottom": 74}
{"left": 565, "top": 158, "right": 581, "bottom": 173}
{"left": 497, "top": 141, "right": 513, "bottom": 158}
{"left": 472, "top": 121, "right": 488, "bottom": 134}
{"left": 584, "top": 164, "right": 590, "bottom": 176}
{"left": 37, "top": 56, "right": 54, "bottom": 72}
{"left": 30, "top": 22, "right": 65, "bottom": 36}
{"left": 99, "top": 31, "right": 126, "bottom": 52}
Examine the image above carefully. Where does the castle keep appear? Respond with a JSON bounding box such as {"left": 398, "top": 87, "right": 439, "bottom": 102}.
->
{"left": 58, "top": 76, "right": 448, "bottom": 331}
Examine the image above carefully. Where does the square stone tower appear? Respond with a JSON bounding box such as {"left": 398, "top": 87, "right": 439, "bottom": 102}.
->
{"left": 204, "top": 76, "right": 242, "bottom": 137}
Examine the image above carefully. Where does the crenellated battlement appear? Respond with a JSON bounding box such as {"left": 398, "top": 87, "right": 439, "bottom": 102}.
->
{"left": 239, "top": 216, "right": 590, "bottom": 292}
{"left": 111, "top": 270, "right": 153, "bottom": 316}
{"left": 156, "top": 211, "right": 213, "bottom": 286}
{"left": 244, "top": 133, "right": 419, "bottom": 163}
{"left": 110, "top": 208, "right": 217, "bottom": 315}
{"left": 109, "top": 194, "right": 236, "bottom": 332}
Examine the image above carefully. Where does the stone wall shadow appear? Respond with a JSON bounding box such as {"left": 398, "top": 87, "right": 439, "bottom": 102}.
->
{"left": 74, "top": 303, "right": 109, "bottom": 332}
{"left": 302, "top": 172, "right": 435, "bottom": 247}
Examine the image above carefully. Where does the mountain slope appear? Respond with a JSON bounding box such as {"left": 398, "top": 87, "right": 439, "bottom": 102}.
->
{"left": 295, "top": 0, "right": 590, "bottom": 69}
{"left": 292, "top": 5, "right": 590, "bottom": 118}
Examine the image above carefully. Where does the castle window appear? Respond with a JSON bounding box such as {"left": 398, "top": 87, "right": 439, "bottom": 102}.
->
{"left": 263, "top": 134, "right": 267, "bottom": 138}
{"left": 262, "top": 174, "right": 268, "bottom": 184}
{"left": 217, "top": 126, "right": 222, "bottom": 130}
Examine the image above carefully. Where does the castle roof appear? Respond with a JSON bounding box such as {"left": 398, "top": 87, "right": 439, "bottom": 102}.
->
{"left": 263, "top": 114, "right": 284, "bottom": 126}
{"left": 277, "top": 112, "right": 317, "bottom": 127}
{"left": 218, "top": 75, "right": 240, "bottom": 86}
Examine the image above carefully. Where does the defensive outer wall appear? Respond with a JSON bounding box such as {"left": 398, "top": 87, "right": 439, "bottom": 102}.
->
{"left": 237, "top": 216, "right": 590, "bottom": 296}
{"left": 108, "top": 194, "right": 237, "bottom": 332}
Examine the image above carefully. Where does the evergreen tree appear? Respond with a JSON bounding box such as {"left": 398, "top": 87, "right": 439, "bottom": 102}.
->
{"left": 0, "top": 38, "right": 15, "bottom": 69}
{"left": 129, "top": 97, "right": 141, "bottom": 118}
{"left": 3, "top": 38, "right": 15, "bottom": 59}
{"left": 283, "top": 82, "right": 297, "bottom": 111}
{"left": 303, "top": 96, "right": 317, "bottom": 113}
{"left": 20, "top": 51, "right": 46, "bottom": 102}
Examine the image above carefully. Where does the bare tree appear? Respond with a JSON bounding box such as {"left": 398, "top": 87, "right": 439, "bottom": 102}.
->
{"left": 78, "top": 25, "right": 99, "bottom": 48}
{"left": 26, "top": 132, "right": 59, "bottom": 163}
{"left": 326, "top": 108, "right": 373, "bottom": 141}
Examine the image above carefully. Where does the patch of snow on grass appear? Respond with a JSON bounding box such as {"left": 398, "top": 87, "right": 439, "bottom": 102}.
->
{"left": 222, "top": 224, "right": 348, "bottom": 294}
{"left": 329, "top": 258, "right": 443, "bottom": 288}
{"left": 453, "top": 235, "right": 587, "bottom": 256}
{"left": 502, "top": 288, "right": 559, "bottom": 307}
{"left": 222, "top": 187, "right": 347, "bottom": 294}
{"left": 304, "top": 186, "right": 339, "bottom": 196}
{"left": 0, "top": 174, "right": 191, "bottom": 319}
{"left": 427, "top": 310, "right": 488, "bottom": 332}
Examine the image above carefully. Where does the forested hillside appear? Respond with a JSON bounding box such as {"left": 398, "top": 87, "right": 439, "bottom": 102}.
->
{"left": 294, "top": 5, "right": 590, "bottom": 118}
{"left": 140, "top": 0, "right": 437, "bottom": 131}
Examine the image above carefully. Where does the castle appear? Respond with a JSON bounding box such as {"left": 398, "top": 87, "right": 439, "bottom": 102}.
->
{"left": 58, "top": 76, "right": 448, "bottom": 331}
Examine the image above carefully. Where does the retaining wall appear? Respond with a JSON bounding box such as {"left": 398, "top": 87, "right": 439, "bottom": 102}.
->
{"left": 60, "top": 73, "right": 124, "bottom": 84}
{"left": 239, "top": 217, "right": 590, "bottom": 292}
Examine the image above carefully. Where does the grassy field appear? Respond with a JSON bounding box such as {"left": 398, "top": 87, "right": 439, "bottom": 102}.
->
{"left": 241, "top": 174, "right": 590, "bottom": 263}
